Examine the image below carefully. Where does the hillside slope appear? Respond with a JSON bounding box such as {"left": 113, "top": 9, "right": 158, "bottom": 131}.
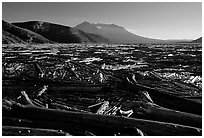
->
{"left": 190, "top": 37, "right": 202, "bottom": 43}
{"left": 2, "top": 30, "right": 26, "bottom": 44}
{"left": 2, "top": 20, "right": 52, "bottom": 44}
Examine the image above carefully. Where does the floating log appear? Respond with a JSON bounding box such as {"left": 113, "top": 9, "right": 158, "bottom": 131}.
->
{"left": 121, "top": 83, "right": 202, "bottom": 115}
{"left": 96, "top": 101, "right": 109, "bottom": 114}
{"left": 30, "top": 99, "right": 45, "bottom": 108}
{"left": 2, "top": 126, "right": 69, "bottom": 136}
{"left": 2, "top": 117, "right": 87, "bottom": 136}
{"left": 85, "top": 131, "right": 96, "bottom": 136}
{"left": 51, "top": 102, "right": 90, "bottom": 113}
{"left": 18, "top": 91, "right": 35, "bottom": 106}
{"left": 3, "top": 99, "right": 15, "bottom": 107}
{"left": 34, "top": 62, "right": 45, "bottom": 78}
{"left": 126, "top": 101, "right": 202, "bottom": 128}
{"left": 53, "top": 97, "right": 95, "bottom": 107}
{"left": 36, "top": 85, "right": 48, "bottom": 97}
{"left": 3, "top": 117, "right": 34, "bottom": 128}
{"left": 11, "top": 104, "right": 201, "bottom": 136}
{"left": 2, "top": 105, "right": 13, "bottom": 117}
{"left": 2, "top": 116, "right": 121, "bottom": 136}
{"left": 114, "top": 127, "right": 146, "bottom": 136}
{"left": 32, "top": 99, "right": 44, "bottom": 106}
{"left": 2, "top": 99, "right": 16, "bottom": 117}
{"left": 47, "top": 86, "right": 105, "bottom": 94}
{"left": 2, "top": 117, "right": 144, "bottom": 136}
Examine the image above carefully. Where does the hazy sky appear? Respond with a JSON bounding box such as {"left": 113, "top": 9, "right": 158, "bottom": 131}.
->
{"left": 2, "top": 2, "right": 202, "bottom": 40}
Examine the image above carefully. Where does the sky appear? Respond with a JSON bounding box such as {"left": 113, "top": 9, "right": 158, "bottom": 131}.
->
{"left": 2, "top": 2, "right": 202, "bottom": 40}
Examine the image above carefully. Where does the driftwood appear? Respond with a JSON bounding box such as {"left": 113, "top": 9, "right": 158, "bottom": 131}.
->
{"left": 3, "top": 117, "right": 34, "bottom": 127}
{"left": 3, "top": 105, "right": 13, "bottom": 117}
{"left": 32, "top": 99, "right": 44, "bottom": 106}
{"left": 48, "top": 86, "right": 105, "bottom": 94}
{"left": 122, "top": 83, "right": 202, "bottom": 115}
{"left": 85, "top": 131, "right": 96, "bottom": 136}
{"left": 12, "top": 89, "right": 202, "bottom": 129}
{"left": 51, "top": 103, "right": 90, "bottom": 113}
{"left": 18, "top": 91, "right": 35, "bottom": 106}
{"left": 2, "top": 126, "right": 70, "bottom": 136}
{"left": 3, "top": 62, "right": 202, "bottom": 135}
{"left": 3, "top": 99, "right": 15, "bottom": 107}
{"left": 2, "top": 117, "right": 144, "bottom": 136}
{"left": 11, "top": 103, "right": 201, "bottom": 136}
{"left": 2, "top": 117, "right": 86, "bottom": 136}
{"left": 34, "top": 62, "right": 45, "bottom": 78}
{"left": 126, "top": 101, "right": 202, "bottom": 128}
{"left": 96, "top": 101, "right": 109, "bottom": 114}
{"left": 30, "top": 99, "right": 45, "bottom": 108}
{"left": 53, "top": 97, "right": 95, "bottom": 107}
{"left": 36, "top": 85, "right": 48, "bottom": 97}
{"left": 2, "top": 99, "right": 16, "bottom": 117}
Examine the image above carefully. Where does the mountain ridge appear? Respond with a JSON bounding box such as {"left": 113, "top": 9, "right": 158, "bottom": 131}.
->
{"left": 2, "top": 20, "right": 198, "bottom": 44}
{"left": 12, "top": 21, "right": 110, "bottom": 43}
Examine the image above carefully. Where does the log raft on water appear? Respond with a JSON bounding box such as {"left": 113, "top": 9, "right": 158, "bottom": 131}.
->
{"left": 2, "top": 50, "right": 202, "bottom": 135}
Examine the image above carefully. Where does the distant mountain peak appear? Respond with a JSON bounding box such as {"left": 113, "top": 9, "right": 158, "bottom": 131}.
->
{"left": 80, "top": 21, "right": 91, "bottom": 25}
{"left": 96, "top": 23, "right": 123, "bottom": 28}
{"left": 75, "top": 21, "right": 164, "bottom": 43}
{"left": 98, "top": 23, "right": 124, "bottom": 29}
{"left": 77, "top": 21, "right": 124, "bottom": 29}
{"left": 83, "top": 21, "right": 90, "bottom": 23}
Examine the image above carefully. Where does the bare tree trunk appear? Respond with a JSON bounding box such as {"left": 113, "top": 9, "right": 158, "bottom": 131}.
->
{"left": 11, "top": 104, "right": 201, "bottom": 136}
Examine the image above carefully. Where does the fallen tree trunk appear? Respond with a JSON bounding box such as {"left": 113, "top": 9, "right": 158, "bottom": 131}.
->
{"left": 11, "top": 103, "right": 201, "bottom": 136}
{"left": 128, "top": 101, "right": 202, "bottom": 128}
{"left": 3, "top": 85, "right": 108, "bottom": 97}
{"left": 2, "top": 99, "right": 16, "bottom": 117}
{"left": 51, "top": 102, "right": 90, "bottom": 113}
{"left": 20, "top": 91, "right": 35, "bottom": 106}
{"left": 2, "top": 116, "right": 127, "bottom": 136}
{"left": 2, "top": 117, "right": 91, "bottom": 136}
{"left": 121, "top": 83, "right": 202, "bottom": 115}
{"left": 47, "top": 86, "right": 106, "bottom": 94}
{"left": 2, "top": 105, "right": 13, "bottom": 117}
{"left": 2, "top": 126, "right": 70, "bottom": 136}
